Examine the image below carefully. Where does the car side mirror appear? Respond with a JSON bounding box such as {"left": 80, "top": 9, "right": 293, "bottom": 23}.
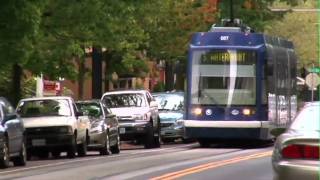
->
{"left": 270, "top": 127, "right": 286, "bottom": 138}
{"left": 150, "top": 101, "right": 158, "bottom": 108}
{"left": 1, "top": 114, "right": 17, "bottom": 125}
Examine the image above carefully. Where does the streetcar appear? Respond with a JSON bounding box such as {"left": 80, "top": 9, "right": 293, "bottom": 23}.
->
{"left": 184, "top": 24, "right": 297, "bottom": 147}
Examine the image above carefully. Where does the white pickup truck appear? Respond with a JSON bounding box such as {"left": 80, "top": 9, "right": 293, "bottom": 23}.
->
{"left": 16, "top": 96, "right": 90, "bottom": 159}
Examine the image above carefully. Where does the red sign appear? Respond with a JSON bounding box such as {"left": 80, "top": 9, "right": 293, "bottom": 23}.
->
{"left": 43, "top": 80, "right": 61, "bottom": 96}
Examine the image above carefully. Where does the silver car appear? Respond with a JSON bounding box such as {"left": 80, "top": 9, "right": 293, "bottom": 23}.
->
{"left": 271, "top": 102, "right": 320, "bottom": 180}
{"left": 76, "top": 100, "right": 120, "bottom": 155}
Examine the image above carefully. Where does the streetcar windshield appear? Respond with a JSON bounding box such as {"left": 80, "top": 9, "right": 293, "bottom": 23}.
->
{"left": 190, "top": 49, "right": 256, "bottom": 105}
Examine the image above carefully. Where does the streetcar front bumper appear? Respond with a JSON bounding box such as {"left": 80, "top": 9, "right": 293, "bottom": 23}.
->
{"left": 184, "top": 120, "right": 271, "bottom": 140}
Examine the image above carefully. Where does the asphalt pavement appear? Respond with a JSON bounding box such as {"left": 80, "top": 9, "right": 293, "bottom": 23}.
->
{"left": 0, "top": 141, "right": 274, "bottom": 180}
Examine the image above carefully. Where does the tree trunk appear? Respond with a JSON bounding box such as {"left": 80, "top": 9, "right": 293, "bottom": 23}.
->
{"left": 165, "top": 61, "right": 174, "bottom": 91}
{"left": 92, "top": 47, "right": 102, "bottom": 99}
{"left": 77, "top": 57, "right": 85, "bottom": 100}
{"left": 12, "top": 63, "right": 22, "bottom": 106}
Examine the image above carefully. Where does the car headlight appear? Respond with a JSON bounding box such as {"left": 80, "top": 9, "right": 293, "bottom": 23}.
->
{"left": 133, "top": 114, "right": 147, "bottom": 121}
{"left": 91, "top": 121, "right": 105, "bottom": 130}
{"left": 60, "top": 126, "right": 73, "bottom": 134}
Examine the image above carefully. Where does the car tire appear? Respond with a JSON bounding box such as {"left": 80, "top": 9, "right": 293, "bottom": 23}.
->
{"left": 0, "top": 138, "right": 10, "bottom": 168}
{"left": 144, "top": 123, "right": 156, "bottom": 149}
{"left": 77, "top": 135, "right": 88, "bottom": 157}
{"left": 110, "top": 133, "right": 120, "bottom": 154}
{"left": 67, "top": 135, "right": 77, "bottom": 159}
{"left": 154, "top": 119, "right": 161, "bottom": 148}
{"left": 12, "top": 142, "right": 27, "bottom": 166}
{"left": 100, "top": 132, "right": 111, "bottom": 155}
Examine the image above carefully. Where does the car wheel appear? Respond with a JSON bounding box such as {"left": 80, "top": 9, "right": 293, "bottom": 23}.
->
{"left": 67, "top": 135, "right": 77, "bottom": 159}
{"left": 144, "top": 123, "right": 156, "bottom": 149}
{"left": 110, "top": 133, "right": 120, "bottom": 154}
{"left": 77, "top": 135, "right": 88, "bottom": 157}
{"left": 100, "top": 132, "right": 111, "bottom": 155}
{"left": 51, "top": 151, "right": 61, "bottom": 158}
{"left": 154, "top": 119, "right": 161, "bottom": 148}
{"left": 12, "top": 142, "right": 27, "bottom": 166}
{"left": 0, "top": 138, "right": 10, "bottom": 168}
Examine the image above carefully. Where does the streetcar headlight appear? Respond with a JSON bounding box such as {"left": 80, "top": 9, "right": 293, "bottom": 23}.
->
{"left": 193, "top": 108, "right": 202, "bottom": 116}
{"left": 242, "top": 108, "right": 251, "bottom": 116}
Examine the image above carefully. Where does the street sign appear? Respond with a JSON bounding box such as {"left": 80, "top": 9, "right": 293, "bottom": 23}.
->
{"left": 309, "top": 67, "right": 320, "bottom": 73}
{"left": 305, "top": 73, "right": 320, "bottom": 89}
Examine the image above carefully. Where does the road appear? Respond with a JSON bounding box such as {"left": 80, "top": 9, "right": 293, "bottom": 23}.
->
{"left": 0, "top": 141, "right": 274, "bottom": 180}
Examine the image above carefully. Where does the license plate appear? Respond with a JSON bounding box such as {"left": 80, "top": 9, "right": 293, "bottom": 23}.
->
{"left": 32, "top": 139, "right": 46, "bottom": 146}
{"left": 119, "top": 128, "right": 126, "bottom": 134}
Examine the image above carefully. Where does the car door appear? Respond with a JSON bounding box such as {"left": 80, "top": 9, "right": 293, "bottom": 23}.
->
{"left": 1, "top": 103, "right": 21, "bottom": 153}
{"left": 102, "top": 104, "right": 118, "bottom": 144}
{"left": 146, "top": 92, "right": 159, "bottom": 130}
{"left": 72, "top": 102, "right": 86, "bottom": 142}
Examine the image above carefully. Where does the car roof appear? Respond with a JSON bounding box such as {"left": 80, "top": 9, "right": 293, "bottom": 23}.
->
{"left": 76, "top": 99, "right": 100, "bottom": 103}
{"left": 20, "top": 96, "right": 73, "bottom": 102}
{"left": 303, "top": 101, "right": 320, "bottom": 108}
{"left": 152, "top": 91, "right": 184, "bottom": 96}
{"left": 102, "top": 89, "right": 148, "bottom": 96}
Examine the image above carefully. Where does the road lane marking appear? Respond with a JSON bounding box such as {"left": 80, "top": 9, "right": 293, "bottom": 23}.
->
{"left": 0, "top": 143, "right": 197, "bottom": 174}
{"left": 151, "top": 151, "right": 272, "bottom": 180}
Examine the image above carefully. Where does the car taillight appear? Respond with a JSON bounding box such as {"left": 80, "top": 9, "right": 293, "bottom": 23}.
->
{"left": 282, "top": 144, "right": 320, "bottom": 159}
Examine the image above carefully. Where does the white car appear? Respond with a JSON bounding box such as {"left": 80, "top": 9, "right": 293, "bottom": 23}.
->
{"left": 16, "top": 96, "right": 90, "bottom": 159}
{"left": 101, "top": 90, "right": 160, "bottom": 149}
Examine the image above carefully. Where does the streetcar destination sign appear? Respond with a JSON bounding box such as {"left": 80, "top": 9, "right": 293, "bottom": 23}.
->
{"left": 200, "top": 50, "right": 256, "bottom": 65}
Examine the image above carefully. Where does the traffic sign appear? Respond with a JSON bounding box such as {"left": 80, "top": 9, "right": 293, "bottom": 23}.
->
{"left": 309, "top": 67, "right": 320, "bottom": 73}
{"left": 305, "top": 73, "right": 320, "bottom": 88}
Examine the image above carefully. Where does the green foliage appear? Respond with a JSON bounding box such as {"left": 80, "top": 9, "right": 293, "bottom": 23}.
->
{"left": 218, "top": 0, "right": 307, "bottom": 31}
{"left": 153, "top": 82, "right": 166, "bottom": 92}
{"left": 265, "top": 0, "right": 318, "bottom": 68}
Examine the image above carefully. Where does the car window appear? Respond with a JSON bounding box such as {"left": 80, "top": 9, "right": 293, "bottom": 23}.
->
{"left": 146, "top": 92, "right": 153, "bottom": 104}
{"left": 17, "top": 99, "right": 72, "bottom": 117}
{"left": 154, "top": 94, "right": 184, "bottom": 111}
{"left": 290, "top": 105, "right": 320, "bottom": 131}
{"left": 102, "top": 93, "right": 146, "bottom": 108}
{"left": 76, "top": 102, "right": 102, "bottom": 117}
{"left": 0, "top": 99, "right": 14, "bottom": 115}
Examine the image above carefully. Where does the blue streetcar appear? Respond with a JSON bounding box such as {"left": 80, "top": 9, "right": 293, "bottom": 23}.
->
{"left": 184, "top": 26, "right": 297, "bottom": 147}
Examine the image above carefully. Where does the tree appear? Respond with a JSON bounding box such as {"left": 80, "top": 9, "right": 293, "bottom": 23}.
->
{"left": 264, "top": 0, "right": 318, "bottom": 68}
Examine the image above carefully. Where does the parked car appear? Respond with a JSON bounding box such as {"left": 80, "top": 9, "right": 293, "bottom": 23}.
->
{"left": 101, "top": 90, "right": 160, "bottom": 149}
{"left": 152, "top": 92, "right": 186, "bottom": 143}
{"left": 0, "top": 97, "right": 26, "bottom": 168}
{"left": 76, "top": 100, "right": 120, "bottom": 155}
{"left": 271, "top": 101, "right": 320, "bottom": 180}
{"left": 16, "top": 96, "right": 90, "bottom": 159}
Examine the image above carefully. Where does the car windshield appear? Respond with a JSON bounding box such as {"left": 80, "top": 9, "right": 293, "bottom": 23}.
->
{"left": 154, "top": 93, "right": 184, "bottom": 111}
{"left": 190, "top": 49, "right": 256, "bottom": 105}
{"left": 76, "top": 102, "right": 102, "bottom": 118}
{"left": 290, "top": 105, "right": 320, "bottom": 131}
{"left": 17, "top": 99, "right": 71, "bottom": 117}
{"left": 102, "top": 93, "right": 146, "bottom": 108}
